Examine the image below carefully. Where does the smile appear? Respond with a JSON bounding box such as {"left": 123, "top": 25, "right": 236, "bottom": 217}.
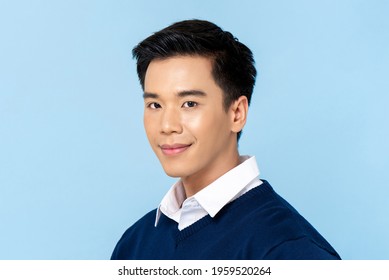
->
{"left": 160, "top": 144, "right": 192, "bottom": 156}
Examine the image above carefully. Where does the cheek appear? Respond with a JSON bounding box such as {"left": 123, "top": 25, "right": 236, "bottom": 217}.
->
{"left": 181, "top": 111, "right": 215, "bottom": 140}
{"left": 182, "top": 109, "right": 227, "bottom": 139}
{"left": 143, "top": 114, "right": 156, "bottom": 141}
{"left": 181, "top": 113, "right": 204, "bottom": 132}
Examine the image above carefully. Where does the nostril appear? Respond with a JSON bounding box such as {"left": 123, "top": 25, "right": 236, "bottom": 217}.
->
{"left": 160, "top": 112, "right": 183, "bottom": 134}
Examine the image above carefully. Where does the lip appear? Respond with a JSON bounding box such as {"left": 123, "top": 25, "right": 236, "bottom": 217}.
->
{"left": 159, "top": 143, "right": 192, "bottom": 156}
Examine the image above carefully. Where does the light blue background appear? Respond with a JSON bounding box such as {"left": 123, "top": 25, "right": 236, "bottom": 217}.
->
{"left": 1, "top": 0, "right": 388, "bottom": 259}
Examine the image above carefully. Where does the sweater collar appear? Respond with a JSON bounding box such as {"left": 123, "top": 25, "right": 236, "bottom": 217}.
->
{"left": 155, "top": 156, "right": 261, "bottom": 228}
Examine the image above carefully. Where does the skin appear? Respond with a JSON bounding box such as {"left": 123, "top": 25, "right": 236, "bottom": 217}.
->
{"left": 143, "top": 55, "right": 248, "bottom": 197}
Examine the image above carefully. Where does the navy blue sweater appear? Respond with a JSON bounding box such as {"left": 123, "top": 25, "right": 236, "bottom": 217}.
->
{"left": 111, "top": 180, "right": 340, "bottom": 259}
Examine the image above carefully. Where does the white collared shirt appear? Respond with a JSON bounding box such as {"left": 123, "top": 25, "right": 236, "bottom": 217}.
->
{"left": 155, "top": 155, "right": 262, "bottom": 230}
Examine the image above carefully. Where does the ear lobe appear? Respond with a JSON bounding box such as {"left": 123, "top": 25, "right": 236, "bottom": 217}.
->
{"left": 230, "top": 96, "right": 248, "bottom": 133}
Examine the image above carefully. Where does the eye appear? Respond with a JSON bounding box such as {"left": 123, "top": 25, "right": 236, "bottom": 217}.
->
{"left": 148, "top": 102, "right": 161, "bottom": 109}
{"left": 182, "top": 101, "right": 198, "bottom": 108}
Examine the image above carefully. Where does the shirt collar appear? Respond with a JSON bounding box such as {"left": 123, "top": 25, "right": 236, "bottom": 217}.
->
{"left": 155, "top": 155, "right": 260, "bottom": 226}
{"left": 155, "top": 179, "right": 186, "bottom": 225}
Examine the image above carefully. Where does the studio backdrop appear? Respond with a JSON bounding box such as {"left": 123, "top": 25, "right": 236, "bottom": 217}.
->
{"left": 0, "top": 0, "right": 388, "bottom": 259}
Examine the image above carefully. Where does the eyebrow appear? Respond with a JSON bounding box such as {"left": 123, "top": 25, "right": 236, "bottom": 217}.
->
{"left": 143, "top": 92, "right": 159, "bottom": 99}
{"left": 177, "top": 90, "right": 206, "bottom": 98}
{"left": 143, "top": 90, "right": 207, "bottom": 99}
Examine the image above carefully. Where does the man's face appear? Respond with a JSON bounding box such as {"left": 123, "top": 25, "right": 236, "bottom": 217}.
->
{"left": 143, "top": 55, "right": 238, "bottom": 184}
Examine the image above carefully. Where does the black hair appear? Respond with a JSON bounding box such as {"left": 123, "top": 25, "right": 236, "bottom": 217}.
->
{"left": 132, "top": 19, "right": 257, "bottom": 140}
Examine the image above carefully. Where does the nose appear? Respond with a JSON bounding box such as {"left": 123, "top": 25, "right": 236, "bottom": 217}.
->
{"left": 160, "top": 107, "right": 183, "bottom": 135}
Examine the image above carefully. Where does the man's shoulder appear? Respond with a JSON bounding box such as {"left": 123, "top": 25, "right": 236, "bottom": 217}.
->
{"left": 110, "top": 208, "right": 158, "bottom": 259}
{"left": 222, "top": 180, "right": 340, "bottom": 259}
{"left": 121, "top": 208, "right": 157, "bottom": 236}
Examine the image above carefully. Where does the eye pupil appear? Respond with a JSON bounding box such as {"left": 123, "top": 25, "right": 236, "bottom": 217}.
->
{"left": 149, "top": 102, "right": 161, "bottom": 109}
{"left": 185, "top": 101, "right": 197, "bottom": 108}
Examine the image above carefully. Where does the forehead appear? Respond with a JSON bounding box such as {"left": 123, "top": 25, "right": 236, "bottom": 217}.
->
{"left": 144, "top": 55, "right": 217, "bottom": 93}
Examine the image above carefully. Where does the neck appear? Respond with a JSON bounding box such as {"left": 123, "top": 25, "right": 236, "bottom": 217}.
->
{"left": 182, "top": 149, "right": 240, "bottom": 197}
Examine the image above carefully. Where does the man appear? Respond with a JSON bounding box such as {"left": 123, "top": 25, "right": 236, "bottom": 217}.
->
{"left": 111, "top": 19, "right": 340, "bottom": 259}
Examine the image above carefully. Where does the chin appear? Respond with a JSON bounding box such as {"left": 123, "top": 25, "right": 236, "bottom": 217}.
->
{"left": 161, "top": 163, "right": 191, "bottom": 178}
{"left": 163, "top": 168, "right": 185, "bottom": 178}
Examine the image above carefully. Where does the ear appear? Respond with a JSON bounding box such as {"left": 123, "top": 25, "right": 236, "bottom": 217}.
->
{"left": 230, "top": 96, "right": 249, "bottom": 133}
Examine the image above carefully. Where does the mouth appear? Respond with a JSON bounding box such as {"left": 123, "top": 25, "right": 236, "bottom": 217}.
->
{"left": 159, "top": 143, "right": 192, "bottom": 156}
